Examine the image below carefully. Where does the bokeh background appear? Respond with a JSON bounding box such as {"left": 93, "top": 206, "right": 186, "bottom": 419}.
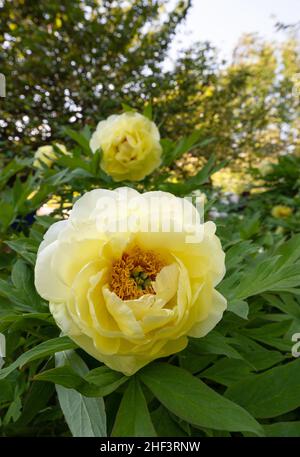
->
{"left": 1, "top": 0, "right": 299, "bottom": 192}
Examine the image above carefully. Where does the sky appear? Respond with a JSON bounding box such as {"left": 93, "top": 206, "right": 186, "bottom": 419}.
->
{"left": 168, "top": 0, "right": 299, "bottom": 62}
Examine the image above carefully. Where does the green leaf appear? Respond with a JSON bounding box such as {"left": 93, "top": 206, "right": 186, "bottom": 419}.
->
{"left": 121, "top": 103, "right": 136, "bottom": 113}
{"left": 0, "top": 379, "right": 14, "bottom": 403}
{"left": 112, "top": 377, "right": 156, "bottom": 437}
{"left": 179, "top": 353, "right": 216, "bottom": 374}
{"left": 226, "top": 359, "right": 300, "bottom": 418}
{"left": 160, "top": 155, "right": 225, "bottom": 195}
{"left": 35, "top": 365, "right": 128, "bottom": 397}
{"left": 240, "top": 214, "right": 260, "bottom": 239}
{"left": 274, "top": 234, "right": 300, "bottom": 268}
{"left": 263, "top": 293, "right": 300, "bottom": 321}
{"left": 241, "top": 320, "right": 293, "bottom": 352}
{"left": 85, "top": 366, "right": 129, "bottom": 393}
{"left": 143, "top": 103, "right": 152, "bottom": 120}
{"left": 224, "top": 241, "right": 256, "bottom": 272}
{"left": 3, "top": 396, "right": 22, "bottom": 425}
{"left": 0, "top": 158, "right": 30, "bottom": 190}
{"left": 241, "top": 350, "right": 284, "bottom": 371}
{"left": 55, "top": 350, "right": 107, "bottom": 437}
{"left": 63, "top": 127, "right": 91, "bottom": 155}
{"left": 140, "top": 363, "right": 263, "bottom": 435}
{"left": 0, "top": 313, "right": 53, "bottom": 333}
{"left": 16, "top": 380, "right": 55, "bottom": 427}
{"left": 0, "top": 201, "right": 16, "bottom": 231}
{"left": 227, "top": 299, "right": 249, "bottom": 319}
{"left": 5, "top": 238, "right": 38, "bottom": 265}
{"left": 0, "top": 336, "right": 76, "bottom": 380}
{"left": 11, "top": 259, "right": 31, "bottom": 290}
{"left": 263, "top": 421, "right": 300, "bottom": 437}
{"left": 188, "top": 331, "right": 244, "bottom": 360}
{"left": 201, "top": 358, "right": 252, "bottom": 387}
{"left": 229, "top": 236, "right": 300, "bottom": 299}
{"left": 11, "top": 259, "right": 44, "bottom": 311}
{"left": 151, "top": 407, "right": 188, "bottom": 437}
{"left": 0, "top": 278, "right": 33, "bottom": 311}
{"left": 161, "top": 131, "right": 214, "bottom": 167}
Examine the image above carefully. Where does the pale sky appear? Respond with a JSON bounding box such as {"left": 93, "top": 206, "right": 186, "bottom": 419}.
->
{"left": 168, "top": 0, "right": 299, "bottom": 62}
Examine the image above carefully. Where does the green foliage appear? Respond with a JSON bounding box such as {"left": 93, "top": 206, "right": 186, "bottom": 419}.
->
{"left": 2, "top": 1, "right": 298, "bottom": 170}
{"left": 1, "top": 144, "right": 300, "bottom": 436}
{"left": 0, "top": 0, "right": 193, "bottom": 154}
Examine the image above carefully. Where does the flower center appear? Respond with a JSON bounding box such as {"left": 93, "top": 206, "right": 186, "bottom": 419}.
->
{"left": 110, "top": 246, "right": 166, "bottom": 300}
{"left": 116, "top": 137, "right": 138, "bottom": 163}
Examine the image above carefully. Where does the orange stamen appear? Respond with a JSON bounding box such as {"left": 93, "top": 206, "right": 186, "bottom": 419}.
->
{"left": 110, "top": 246, "right": 166, "bottom": 300}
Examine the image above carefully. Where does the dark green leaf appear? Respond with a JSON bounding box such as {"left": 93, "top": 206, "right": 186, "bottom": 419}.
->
{"left": 140, "top": 363, "right": 263, "bottom": 435}
{"left": 112, "top": 377, "right": 156, "bottom": 437}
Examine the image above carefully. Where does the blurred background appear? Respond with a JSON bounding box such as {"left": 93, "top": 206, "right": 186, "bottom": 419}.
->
{"left": 0, "top": 0, "right": 299, "bottom": 191}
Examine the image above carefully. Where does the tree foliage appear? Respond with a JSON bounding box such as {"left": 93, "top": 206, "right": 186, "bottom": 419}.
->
{"left": 0, "top": 0, "right": 192, "bottom": 153}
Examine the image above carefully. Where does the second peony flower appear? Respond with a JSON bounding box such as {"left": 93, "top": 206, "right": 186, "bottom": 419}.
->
{"left": 34, "top": 188, "right": 227, "bottom": 375}
{"left": 90, "top": 112, "right": 162, "bottom": 182}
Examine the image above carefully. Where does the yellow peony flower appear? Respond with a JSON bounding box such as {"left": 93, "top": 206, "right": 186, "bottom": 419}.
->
{"left": 271, "top": 205, "right": 293, "bottom": 219}
{"left": 33, "top": 143, "right": 68, "bottom": 168}
{"left": 34, "top": 188, "right": 226, "bottom": 375}
{"left": 90, "top": 112, "right": 162, "bottom": 182}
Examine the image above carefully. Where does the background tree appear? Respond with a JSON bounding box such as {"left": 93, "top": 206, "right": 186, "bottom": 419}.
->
{"left": 1, "top": 0, "right": 299, "bottom": 182}
{"left": 0, "top": 0, "right": 197, "bottom": 155}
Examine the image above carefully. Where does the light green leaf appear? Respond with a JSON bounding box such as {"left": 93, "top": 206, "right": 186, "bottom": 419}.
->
{"left": 227, "top": 299, "right": 249, "bottom": 319}
{"left": 63, "top": 127, "right": 91, "bottom": 155}
{"left": 143, "top": 103, "right": 152, "bottom": 120}
{"left": 55, "top": 350, "right": 107, "bottom": 437}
